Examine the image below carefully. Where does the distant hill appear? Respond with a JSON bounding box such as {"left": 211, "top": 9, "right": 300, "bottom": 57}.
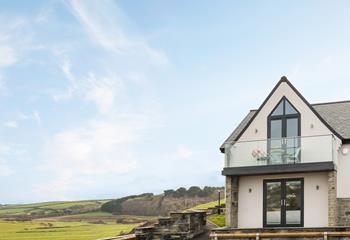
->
{"left": 101, "top": 186, "right": 224, "bottom": 216}
{"left": 0, "top": 186, "right": 224, "bottom": 220}
{"left": 0, "top": 200, "right": 109, "bottom": 220}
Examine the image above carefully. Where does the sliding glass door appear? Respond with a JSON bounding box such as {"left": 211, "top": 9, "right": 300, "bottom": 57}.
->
{"left": 263, "top": 178, "right": 303, "bottom": 227}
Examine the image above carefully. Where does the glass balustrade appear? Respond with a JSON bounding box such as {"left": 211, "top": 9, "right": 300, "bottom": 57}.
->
{"left": 225, "top": 135, "right": 335, "bottom": 168}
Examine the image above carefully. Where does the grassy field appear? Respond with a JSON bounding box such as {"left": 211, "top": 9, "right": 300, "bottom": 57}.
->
{"left": 37, "top": 211, "right": 156, "bottom": 224}
{"left": 189, "top": 199, "right": 225, "bottom": 211}
{"left": 207, "top": 214, "right": 225, "bottom": 227}
{"left": 188, "top": 200, "right": 226, "bottom": 227}
{"left": 0, "top": 200, "right": 110, "bottom": 217}
{"left": 0, "top": 220, "right": 137, "bottom": 240}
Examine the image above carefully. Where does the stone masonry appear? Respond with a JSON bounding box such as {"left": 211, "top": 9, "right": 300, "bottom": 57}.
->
{"left": 337, "top": 198, "right": 350, "bottom": 226}
{"left": 328, "top": 170, "right": 338, "bottom": 226}
{"left": 225, "top": 175, "right": 239, "bottom": 228}
{"left": 325, "top": 170, "right": 350, "bottom": 227}
{"left": 135, "top": 211, "right": 206, "bottom": 240}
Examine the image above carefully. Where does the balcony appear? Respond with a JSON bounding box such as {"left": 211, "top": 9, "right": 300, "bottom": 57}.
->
{"left": 222, "top": 134, "right": 336, "bottom": 176}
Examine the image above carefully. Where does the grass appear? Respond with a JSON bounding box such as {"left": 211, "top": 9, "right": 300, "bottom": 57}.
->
{"left": 188, "top": 200, "right": 226, "bottom": 227}
{"left": 0, "top": 220, "right": 137, "bottom": 240}
{"left": 189, "top": 199, "right": 226, "bottom": 211}
{"left": 0, "top": 200, "right": 110, "bottom": 217}
{"left": 71, "top": 211, "right": 114, "bottom": 217}
{"left": 207, "top": 214, "right": 225, "bottom": 227}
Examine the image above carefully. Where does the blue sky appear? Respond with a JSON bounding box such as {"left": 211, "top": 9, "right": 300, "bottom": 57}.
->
{"left": 1, "top": 0, "right": 350, "bottom": 203}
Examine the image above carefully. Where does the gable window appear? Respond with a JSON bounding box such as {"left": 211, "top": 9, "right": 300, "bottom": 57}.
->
{"left": 268, "top": 97, "right": 300, "bottom": 164}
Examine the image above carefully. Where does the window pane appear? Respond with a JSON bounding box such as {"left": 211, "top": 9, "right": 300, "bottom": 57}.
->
{"left": 286, "top": 118, "right": 298, "bottom": 138}
{"left": 285, "top": 100, "right": 298, "bottom": 114}
{"left": 285, "top": 180, "right": 302, "bottom": 225}
{"left": 266, "top": 182, "right": 281, "bottom": 225}
{"left": 271, "top": 100, "right": 284, "bottom": 116}
{"left": 270, "top": 120, "right": 282, "bottom": 139}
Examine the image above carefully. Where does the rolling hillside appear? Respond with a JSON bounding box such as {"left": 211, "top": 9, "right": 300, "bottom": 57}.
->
{"left": 0, "top": 200, "right": 110, "bottom": 220}
{"left": 0, "top": 186, "right": 224, "bottom": 220}
{"left": 101, "top": 187, "right": 224, "bottom": 216}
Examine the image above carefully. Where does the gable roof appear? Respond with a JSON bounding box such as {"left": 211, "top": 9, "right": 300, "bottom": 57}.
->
{"left": 220, "top": 77, "right": 350, "bottom": 153}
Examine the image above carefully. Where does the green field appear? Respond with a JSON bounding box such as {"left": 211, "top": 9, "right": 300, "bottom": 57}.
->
{"left": 189, "top": 199, "right": 225, "bottom": 211}
{"left": 0, "top": 220, "right": 137, "bottom": 240}
{"left": 0, "top": 200, "right": 110, "bottom": 217}
{"left": 207, "top": 214, "right": 225, "bottom": 227}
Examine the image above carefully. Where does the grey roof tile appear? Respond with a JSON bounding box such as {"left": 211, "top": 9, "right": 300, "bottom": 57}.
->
{"left": 313, "top": 101, "right": 350, "bottom": 139}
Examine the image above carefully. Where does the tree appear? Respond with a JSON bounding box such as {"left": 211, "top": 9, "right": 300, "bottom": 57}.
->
{"left": 188, "top": 186, "right": 202, "bottom": 197}
{"left": 174, "top": 187, "right": 187, "bottom": 197}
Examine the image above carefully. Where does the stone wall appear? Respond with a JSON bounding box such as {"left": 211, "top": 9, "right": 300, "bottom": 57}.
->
{"left": 135, "top": 211, "right": 206, "bottom": 240}
{"left": 328, "top": 171, "right": 338, "bottom": 226}
{"left": 337, "top": 198, "right": 350, "bottom": 226}
{"left": 328, "top": 170, "right": 350, "bottom": 227}
{"left": 225, "top": 176, "right": 239, "bottom": 228}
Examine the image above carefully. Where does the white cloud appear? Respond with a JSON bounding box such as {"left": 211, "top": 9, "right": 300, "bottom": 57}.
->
{"left": 33, "top": 111, "right": 41, "bottom": 125}
{"left": 3, "top": 121, "right": 18, "bottom": 129}
{"left": 177, "top": 145, "right": 193, "bottom": 159}
{"left": 42, "top": 117, "right": 145, "bottom": 174}
{"left": 0, "top": 46, "right": 17, "bottom": 67}
{"left": 0, "top": 0, "right": 169, "bottom": 200}
{"left": 54, "top": 56, "right": 124, "bottom": 114}
{"left": 16, "top": 111, "right": 41, "bottom": 125}
{"left": 36, "top": 114, "right": 153, "bottom": 198}
{"left": 67, "top": 0, "right": 168, "bottom": 65}
{"left": 0, "top": 144, "right": 14, "bottom": 177}
{"left": 0, "top": 163, "right": 12, "bottom": 177}
{"left": 0, "top": 74, "right": 7, "bottom": 95}
{"left": 0, "top": 17, "right": 31, "bottom": 69}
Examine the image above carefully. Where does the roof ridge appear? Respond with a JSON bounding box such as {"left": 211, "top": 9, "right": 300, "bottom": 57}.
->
{"left": 311, "top": 100, "right": 350, "bottom": 106}
{"left": 249, "top": 100, "right": 350, "bottom": 111}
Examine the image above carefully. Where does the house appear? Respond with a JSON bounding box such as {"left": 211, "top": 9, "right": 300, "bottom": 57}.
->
{"left": 220, "top": 76, "right": 350, "bottom": 229}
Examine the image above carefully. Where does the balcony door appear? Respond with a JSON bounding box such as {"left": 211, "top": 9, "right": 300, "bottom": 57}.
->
{"left": 268, "top": 98, "right": 300, "bottom": 164}
{"left": 263, "top": 178, "right": 304, "bottom": 227}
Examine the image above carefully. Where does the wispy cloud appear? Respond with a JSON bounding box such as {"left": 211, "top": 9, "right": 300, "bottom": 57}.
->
{"left": 0, "top": 144, "right": 14, "bottom": 177}
{"left": 0, "top": 46, "right": 17, "bottom": 67}
{"left": 53, "top": 55, "right": 125, "bottom": 114}
{"left": 67, "top": 0, "right": 168, "bottom": 65}
{"left": 177, "top": 145, "right": 193, "bottom": 159}
{"left": 33, "top": 111, "right": 41, "bottom": 125}
{"left": 36, "top": 113, "right": 155, "bottom": 199}
{"left": 16, "top": 111, "right": 41, "bottom": 126}
{"left": 3, "top": 121, "right": 18, "bottom": 129}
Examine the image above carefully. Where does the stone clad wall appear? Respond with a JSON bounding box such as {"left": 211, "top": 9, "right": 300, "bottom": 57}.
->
{"left": 225, "top": 176, "right": 239, "bottom": 228}
{"left": 328, "top": 171, "right": 338, "bottom": 226}
{"left": 337, "top": 198, "right": 350, "bottom": 226}
{"left": 328, "top": 170, "right": 350, "bottom": 226}
{"left": 135, "top": 211, "right": 206, "bottom": 240}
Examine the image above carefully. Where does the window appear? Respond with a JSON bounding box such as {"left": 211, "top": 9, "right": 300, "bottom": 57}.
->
{"left": 268, "top": 97, "right": 300, "bottom": 164}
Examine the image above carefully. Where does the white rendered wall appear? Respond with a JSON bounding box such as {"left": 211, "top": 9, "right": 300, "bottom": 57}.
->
{"left": 236, "top": 82, "right": 337, "bottom": 144}
{"left": 238, "top": 172, "right": 329, "bottom": 228}
{"left": 337, "top": 143, "right": 350, "bottom": 198}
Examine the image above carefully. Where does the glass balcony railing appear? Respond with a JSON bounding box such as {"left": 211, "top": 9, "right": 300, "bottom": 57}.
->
{"left": 224, "top": 134, "right": 336, "bottom": 168}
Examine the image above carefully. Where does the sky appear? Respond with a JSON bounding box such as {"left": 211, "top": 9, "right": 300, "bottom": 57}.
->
{"left": 1, "top": 0, "right": 350, "bottom": 204}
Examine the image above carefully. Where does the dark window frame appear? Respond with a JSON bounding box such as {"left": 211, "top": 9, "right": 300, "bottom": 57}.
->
{"left": 263, "top": 178, "right": 304, "bottom": 228}
{"left": 267, "top": 97, "right": 301, "bottom": 164}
